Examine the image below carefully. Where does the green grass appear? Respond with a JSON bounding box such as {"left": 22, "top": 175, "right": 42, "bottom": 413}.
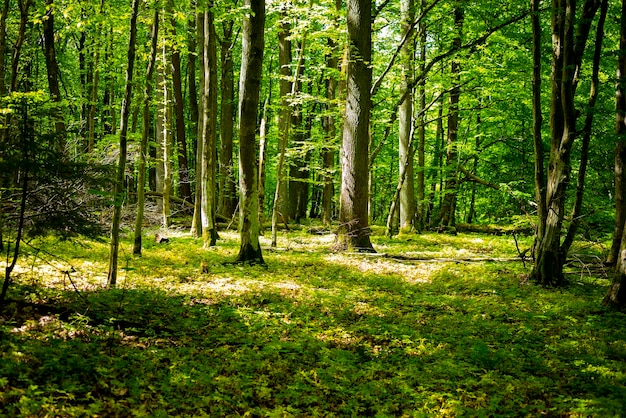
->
{"left": 1, "top": 227, "right": 625, "bottom": 417}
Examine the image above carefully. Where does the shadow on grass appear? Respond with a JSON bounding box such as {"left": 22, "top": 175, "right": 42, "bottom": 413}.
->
{"left": 1, "top": 247, "right": 625, "bottom": 416}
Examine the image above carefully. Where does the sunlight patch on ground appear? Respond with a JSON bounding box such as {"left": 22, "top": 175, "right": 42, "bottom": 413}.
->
{"left": 324, "top": 253, "right": 440, "bottom": 284}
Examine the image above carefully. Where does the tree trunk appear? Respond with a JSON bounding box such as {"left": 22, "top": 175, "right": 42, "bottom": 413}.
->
{"left": 191, "top": 10, "right": 204, "bottom": 238}
{"left": 0, "top": 0, "right": 9, "bottom": 96}
{"left": 435, "top": 4, "right": 464, "bottom": 229}
{"left": 416, "top": 0, "right": 427, "bottom": 231}
{"left": 398, "top": 0, "right": 416, "bottom": 233}
{"left": 107, "top": 0, "right": 139, "bottom": 288}
{"left": 532, "top": 0, "right": 601, "bottom": 286}
{"left": 604, "top": 0, "right": 626, "bottom": 308}
{"left": 337, "top": 0, "right": 374, "bottom": 252}
{"left": 610, "top": 0, "right": 626, "bottom": 266}
{"left": 42, "top": 0, "right": 66, "bottom": 151}
{"left": 236, "top": 0, "right": 265, "bottom": 264}
{"left": 531, "top": 0, "right": 546, "bottom": 258}
{"left": 219, "top": 20, "right": 237, "bottom": 219}
{"left": 561, "top": 0, "right": 607, "bottom": 256}
{"left": 200, "top": 6, "right": 218, "bottom": 247}
{"left": 166, "top": 0, "right": 192, "bottom": 202}
{"left": 258, "top": 94, "right": 270, "bottom": 229}
{"left": 159, "top": 40, "right": 174, "bottom": 228}
{"left": 133, "top": 9, "right": 159, "bottom": 256}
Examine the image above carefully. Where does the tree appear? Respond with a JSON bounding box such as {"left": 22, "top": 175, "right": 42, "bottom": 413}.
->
{"left": 531, "top": 0, "right": 603, "bottom": 286}
{"left": 336, "top": 0, "right": 374, "bottom": 252}
{"left": 604, "top": 0, "right": 626, "bottom": 308}
{"left": 236, "top": 0, "right": 265, "bottom": 264}
{"left": 133, "top": 9, "right": 159, "bottom": 256}
{"left": 107, "top": 0, "right": 139, "bottom": 288}
{"left": 398, "top": 0, "right": 416, "bottom": 233}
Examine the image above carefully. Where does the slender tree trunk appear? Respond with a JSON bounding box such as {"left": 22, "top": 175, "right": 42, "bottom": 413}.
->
{"left": 133, "top": 10, "right": 159, "bottom": 256}
{"left": 219, "top": 20, "right": 237, "bottom": 218}
{"left": 191, "top": 10, "right": 205, "bottom": 238}
{"left": 236, "top": 0, "right": 265, "bottom": 264}
{"left": 271, "top": 9, "right": 293, "bottom": 246}
{"left": 10, "top": 0, "right": 32, "bottom": 93}
{"left": 258, "top": 94, "right": 270, "bottom": 229}
{"left": 200, "top": 6, "right": 218, "bottom": 247}
{"left": 107, "top": 0, "right": 139, "bottom": 288}
{"left": 531, "top": 0, "right": 547, "bottom": 258}
{"left": 42, "top": 0, "right": 65, "bottom": 152}
{"left": 187, "top": 5, "right": 199, "bottom": 172}
{"left": 398, "top": 0, "right": 416, "bottom": 233}
{"left": 561, "top": 0, "right": 607, "bottom": 256}
{"left": 159, "top": 41, "right": 174, "bottom": 228}
{"left": 435, "top": 4, "right": 464, "bottom": 229}
{"left": 416, "top": 0, "right": 427, "bottom": 231}
{"left": 166, "top": 0, "right": 192, "bottom": 202}
{"left": 337, "top": 0, "right": 374, "bottom": 252}
{"left": 0, "top": 0, "right": 9, "bottom": 96}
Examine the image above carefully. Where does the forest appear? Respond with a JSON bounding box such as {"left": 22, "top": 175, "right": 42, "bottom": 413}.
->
{"left": 1, "top": 0, "right": 626, "bottom": 415}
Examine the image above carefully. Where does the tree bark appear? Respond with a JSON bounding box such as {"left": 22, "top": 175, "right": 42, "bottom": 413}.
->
{"left": 107, "top": 0, "right": 139, "bottom": 288}
{"left": 42, "top": 0, "right": 66, "bottom": 152}
{"left": 200, "top": 6, "right": 218, "bottom": 247}
{"left": 435, "top": 4, "right": 464, "bottom": 229}
{"left": 532, "top": 0, "right": 601, "bottom": 286}
{"left": 604, "top": 0, "right": 626, "bottom": 308}
{"left": 166, "top": 0, "right": 192, "bottom": 202}
{"left": 271, "top": 6, "right": 293, "bottom": 247}
{"left": 236, "top": 0, "right": 265, "bottom": 264}
{"left": 416, "top": 0, "right": 427, "bottom": 231}
{"left": 191, "top": 10, "right": 205, "bottom": 238}
{"left": 337, "top": 0, "right": 374, "bottom": 252}
{"left": 219, "top": 20, "right": 237, "bottom": 219}
{"left": 398, "top": 0, "right": 416, "bottom": 233}
{"left": 610, "top": 0, "right": 626, "bottom": 266}
{"left": 133, "top": 9, "right": 159, "bottom": 256}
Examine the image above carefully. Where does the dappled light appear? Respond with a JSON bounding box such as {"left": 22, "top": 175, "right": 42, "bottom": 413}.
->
{"left": 2, "top": 229, "right": 625, "bottom": 416}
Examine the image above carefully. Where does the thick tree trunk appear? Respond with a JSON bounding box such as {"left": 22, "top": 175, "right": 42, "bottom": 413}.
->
{"left": 398, "top": 0, "right": 416, "bottom": 233}
{"left": 107, "top": 0, "right": 139, "bottom": 288}
{"left": 133, "top": 10, "right": 159, "bottom": 256}
{"left": 337, "top": 0, "right": 374, "bottom": 252}
{"left": 236, "top": 0, "right": 265, "bottom": 264}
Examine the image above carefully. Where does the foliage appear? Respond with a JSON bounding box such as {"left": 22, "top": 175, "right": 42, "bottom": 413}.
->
{"left": 1, "top": 228, "right": 624, "bottom": 416}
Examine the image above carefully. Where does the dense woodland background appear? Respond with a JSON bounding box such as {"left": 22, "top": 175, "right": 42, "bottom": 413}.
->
{"left": 2, "top": 1, "right": 626, "bottom": 415}
{"left": 2, "top": 0, "right": 626, "bottom": 302}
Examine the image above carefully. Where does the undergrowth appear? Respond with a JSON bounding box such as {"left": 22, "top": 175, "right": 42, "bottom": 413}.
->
{"left": 1, "top": 227, "right": 625, "bottom": 416}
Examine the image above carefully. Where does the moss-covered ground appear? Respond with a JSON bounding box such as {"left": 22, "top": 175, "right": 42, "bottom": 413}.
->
{"left": 1, "top": 226, "right": 624, "bottom": 416}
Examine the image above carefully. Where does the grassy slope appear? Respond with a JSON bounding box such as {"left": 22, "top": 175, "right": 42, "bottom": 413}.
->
{"left": 1, "top": 227, "right": 625, "bottom": 417}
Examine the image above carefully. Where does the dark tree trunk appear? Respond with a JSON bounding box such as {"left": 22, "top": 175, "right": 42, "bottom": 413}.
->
{"left": 532, "top": 0, "right": 601, "bottom": 286}
{"left": 604, "top": 0, "right": 626, "bottom": 308}
{"left": 435, "top": 4, "right": 464, "bottom": 229}
{"left": 610, "top": 0, "right": 626, "bottom": 266}
{"left": 337, "top": 0, "right": 374, "bottom": 252}
{"left": 219, "top": 20, "right": 237, "bottom": 219}
{"left": 236, "top": 0, "right": 265, "bottom": 264}
{"left": 167, "top": 0, "right": 192, "bottom": 201}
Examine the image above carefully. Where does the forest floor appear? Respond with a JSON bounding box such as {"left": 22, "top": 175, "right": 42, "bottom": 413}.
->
{"left": 1, "top": 224, "right": 625, "bottom": 417}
